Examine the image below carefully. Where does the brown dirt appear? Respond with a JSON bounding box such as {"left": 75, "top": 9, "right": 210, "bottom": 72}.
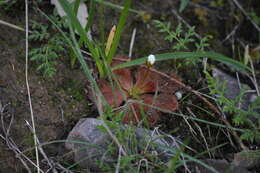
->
{"left": 0, "top": 10, "right": 92, "bottom": 172}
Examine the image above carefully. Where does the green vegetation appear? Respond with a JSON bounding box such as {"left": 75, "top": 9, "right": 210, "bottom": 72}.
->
{"left": 249, "top": 11, "right": 260, "bottom": 25}
{"left": 179, "top": 0, "right": 190, "bottom": 12}
{"left": 29, "top": 12, "right": 67, "bottom": 77}
{"left": 153, "top": 20, "right": 211, "bottom": 65}
{"left": 206, "top": 71, "right": 260, "bottom": 142}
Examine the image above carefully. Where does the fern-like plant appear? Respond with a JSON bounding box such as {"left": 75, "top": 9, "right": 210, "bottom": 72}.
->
{"left": 153, "top": 20, "right": 211, "bottom": 65}
{"left": 154, "top": 20, "right": 195, "bottom": 51}
{"left": 29, "top": 14, "right": 67, "bottom": 77}
{"left": 205, "top": 71, "right": 260, "bottom": 142}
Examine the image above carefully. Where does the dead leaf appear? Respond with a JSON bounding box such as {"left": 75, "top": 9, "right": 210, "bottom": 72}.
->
{"left": 105, "top": 25, "right": 116, "bottom": 56}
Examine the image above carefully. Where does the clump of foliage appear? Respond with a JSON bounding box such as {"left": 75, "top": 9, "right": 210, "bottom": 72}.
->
{"left": 248, "top": 11, "right": 260, "bottom": 25}
{"left": 206, "top": 71, "right": 260, "bottom": 142}
{"left": 153, "top": 20, "right": 211, "bottom": 65}
{"left": 154, "top": 20, "right": 196, "bottom": 51}
{"left": 29, "top": 12, "right": 67, "bottom": 77}
{"left": 96, "top": 119, "right": 187, "bottom": 173}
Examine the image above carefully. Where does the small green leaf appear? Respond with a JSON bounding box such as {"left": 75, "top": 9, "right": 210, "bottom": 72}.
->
{"left": 179, "top": 0, "right": 190, "bottom": 12}
{"left": 113, "top": 51, "right": 251, "bottom": 72}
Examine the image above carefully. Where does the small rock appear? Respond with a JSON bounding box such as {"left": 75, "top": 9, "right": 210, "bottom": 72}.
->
{"left": 212, "top": 68, "right": 258, "bottom": 111}
{"left": 233, "top": 151, "right": 260, "bottom": 169}
{"left": 65, "top": 118, "right": 181, "bottom": 170}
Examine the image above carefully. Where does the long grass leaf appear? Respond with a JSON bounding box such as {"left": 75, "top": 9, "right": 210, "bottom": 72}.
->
{"left": 158, "top": 145, "right": 219, "bottom": 173}
{"left": 113, "top": 51, "right": 251, "bottom": 72}
{"left": 194, "top": 143, "right": 228, "bottom": 159}
{"left": 98, "top": 0, "right": 105, "bottom": 51}
{"left": 166, "top": 139, "right": 189, "bottom": 173}
{"left": 73, "top": 0, "right": 81, "bottom": 15}
{"left": 58, "top": 0, "right": 97, "bottom": 57}
{"left": 179, "top": 0, "right": 190, "bottom": 12}
{"left": 134, "top": 100, "right": 245, "bottom": 132}
{"left": 85, "top": 0, "right": 95, "bottom": 31}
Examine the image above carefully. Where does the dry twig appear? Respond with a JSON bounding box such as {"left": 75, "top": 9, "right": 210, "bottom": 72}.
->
{"left": 129, "top": 28, "right": 137, "bottom": 58}
{"left": 0, "top": 19, "right": 33, "bottom": 33}
{"left": 25, "top": 0, "right": 40, "bottom": 172}
{"left": 0, "top": 103, "right": 41, "bottom": 173}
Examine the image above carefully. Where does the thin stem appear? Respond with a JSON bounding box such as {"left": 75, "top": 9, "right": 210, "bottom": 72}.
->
{"left": 25, "top": 0, "right": 40, "bottom": 172}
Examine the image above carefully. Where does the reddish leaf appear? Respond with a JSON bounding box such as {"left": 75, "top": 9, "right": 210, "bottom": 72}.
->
{"left": 134, "top": 67, "right": 158, "bottom": 94}
{"left": 98, "top": 80, "right": 124, "bottom": 107}
{"left": 154, "top": 94, "right": 178, "bottom": 112}
{"left": 111, "top": 57, "right": 133, "bottom": 91}
{"left": 141, "top": 94, "right": 178, "bottom": 124}
{"left": 113, "top": 68, "right": 133, "bottom": 91}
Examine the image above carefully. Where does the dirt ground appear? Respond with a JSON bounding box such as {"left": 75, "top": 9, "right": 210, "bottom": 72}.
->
{"left": 0, "top": 0, "right": 260, "bottom": 172}
{"left": 0, "top": 9, "right": 93, "bottom": 172}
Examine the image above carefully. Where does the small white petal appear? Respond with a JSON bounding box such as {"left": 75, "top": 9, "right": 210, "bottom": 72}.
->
{"left": 175, "top": 91, "right": 182, "bottom": 100}
{"left": 148, "top": 54, "right": 156, "bottom": 65}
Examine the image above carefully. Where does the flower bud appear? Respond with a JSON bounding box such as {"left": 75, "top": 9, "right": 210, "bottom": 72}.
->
{"left": 147, "top": 54, "right": 156, "bottom": 66}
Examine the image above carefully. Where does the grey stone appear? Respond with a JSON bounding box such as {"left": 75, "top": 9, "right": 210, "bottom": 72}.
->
{"left": 65, "top": 118, "right": 181, "bottom": 170}
{"left": 212, "top": 68, "right": 258, "bottom": 111}
{"left": 212, "top": 68, "right": 260, "bottom": 145}
{"left": 233, "top": 151, "right": 260, "bottom": 169}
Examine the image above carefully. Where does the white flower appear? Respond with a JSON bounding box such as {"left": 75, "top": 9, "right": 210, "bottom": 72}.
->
{"left": 175, "top": 91, "right": 182, "bottom": 100}
{"left": 147, "top": 54, "right": 156, "bottom": 65}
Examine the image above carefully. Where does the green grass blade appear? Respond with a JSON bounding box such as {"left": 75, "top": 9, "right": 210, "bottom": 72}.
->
{"left": 113, "top": 51, "right": 251, "bottom": 72}
{"left": 85, "top": 0, "right": 95, "bottom": 31}
{"left": 158, "top": 145, "right": 219, "bottom": 173}
{"left": 73, "top": 0, "right": 81, "bottom": 15}
{"left": 182, "top": 154, "right": 219, "bottom": 173}
{"left": 194, "top": 143, "right": 228, "bottom": 159}
{"left": 165, "top": 139, "right": 189, "bottom": 173}
{"left": 98, "top": 0, "right": 105, "bottom": 52}
{"left": 58, "top": 0, "right": 97, "bottom": 57}
{"left": 135, "top": 100, "right": 245, "bottom": 132}
{"left": 68, "top": 24, "right": 101, "bottom": 98}
{"left": 179, "top": 0, "right": 190, "bottom": 12}
{"left": 106, "top": 0, "right": 131, "bottom": 64}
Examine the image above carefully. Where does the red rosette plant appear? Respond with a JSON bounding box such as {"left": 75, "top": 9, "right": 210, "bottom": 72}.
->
{"left": 97, "top": 56, "right": 182, "bottom": 126}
